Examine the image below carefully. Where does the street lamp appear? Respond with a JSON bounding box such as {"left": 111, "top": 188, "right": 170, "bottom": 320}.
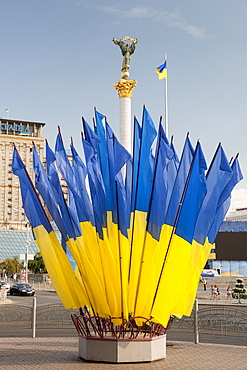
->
{"left": 25, "top": 237, "right": 31, "bottom": 283}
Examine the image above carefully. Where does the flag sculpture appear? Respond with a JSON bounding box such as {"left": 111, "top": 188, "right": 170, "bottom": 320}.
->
{"left": 12, "top": 106, "right": 242, "bottom": 331}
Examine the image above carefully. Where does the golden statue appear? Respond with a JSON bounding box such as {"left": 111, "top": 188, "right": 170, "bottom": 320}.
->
{"left": 113, "top": 36, "right": 138, "bottom": 79}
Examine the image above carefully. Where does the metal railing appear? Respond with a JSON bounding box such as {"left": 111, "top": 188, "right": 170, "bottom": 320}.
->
{"left": 0, "top": 300, "right": 77, "bottom": 337}
{"left": 170, "top": 299, "right": 247, "bottom": 342}
{"left": 1, "top": 299, "right": 247, "bottom": 342}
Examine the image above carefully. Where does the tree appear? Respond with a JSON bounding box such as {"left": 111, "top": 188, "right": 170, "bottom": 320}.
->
{"left": 0, "top": 257, "right": 24, "bottom": 274}
{"left": 232, "top": 278, "right": 247, "bottom": 303}
{"left": 28, "top": 252, "right": 47, "bottom": 273}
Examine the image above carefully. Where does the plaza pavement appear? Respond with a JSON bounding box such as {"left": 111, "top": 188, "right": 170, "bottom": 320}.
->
{"left": 1, "top": 283, "right": 246, "bottom": 369}
{"left": 1, "top": 336, "right": 247, "bottom": 370}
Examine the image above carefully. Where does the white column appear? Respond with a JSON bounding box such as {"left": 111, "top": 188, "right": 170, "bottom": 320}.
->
{"left": 120, "top": 97, "right": 132, "bottom": 153}
{"left": 114, "top": 79, "right": 137, "bottom": 154}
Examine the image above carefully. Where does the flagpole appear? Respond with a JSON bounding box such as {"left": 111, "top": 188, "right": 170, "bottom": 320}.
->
{"left": 164, "top": 54, "right": 168, "bottom": 138}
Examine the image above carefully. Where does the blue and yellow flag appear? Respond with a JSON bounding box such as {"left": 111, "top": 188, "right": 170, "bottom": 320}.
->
{"left": 156, "top": 61, "right": 167, "bottom": 79}
{"left": 12, "top": 107, "right": 243, "bottom": 329}
{"left": 12, "top": 145, "right": 89, "bottom": 310}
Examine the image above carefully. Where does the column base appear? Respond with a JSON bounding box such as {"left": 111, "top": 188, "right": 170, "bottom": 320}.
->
{"left": 78, "top": 334, "right": 166, "bottom": 363}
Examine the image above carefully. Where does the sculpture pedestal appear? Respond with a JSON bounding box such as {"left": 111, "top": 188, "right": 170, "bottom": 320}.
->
{"left": 78, "top": 334, "right": 166, "bottom": 363}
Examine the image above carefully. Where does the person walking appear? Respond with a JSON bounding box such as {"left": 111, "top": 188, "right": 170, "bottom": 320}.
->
{"left": 216, "top": 286, "right": 220, "bottom": 300}
{"left": 203, "top": 279, "right": 207, "bottom": 291}
{"left": 226, "top": 285, "right": 232, "bottom": 303}
{"left": 213, "top": 285, "right": 218, "bottom": 301}
{"left": 210, "top": 285, "right": 214, "bottom": 300}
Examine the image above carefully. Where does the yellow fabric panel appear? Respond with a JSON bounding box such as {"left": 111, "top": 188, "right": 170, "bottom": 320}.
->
{"left": 157, "top": 69, "right": 167, "bottom": 79}
{"left": 150, "top": 233, "right": 193, "bottom": 328}
{"left": 128, "top": 211, "right": 147, "bottom": 314}
{"left": 66, "top": 237, "right": 110, "bottom": 317}
{"left": 106, "top": 212, "right": 121, "bottom": 266}
{"left": 105, "top": 213, "right": 124, "bottom": 317}
{"left": 33, "top": 225, "right": 87, "bottom": 309}
{"left": 105, "top": 213, "right": 131, "bottom": 320}
{"left": 171, "top": 240, "right": 205, "bottom": 317}
{"left": 118, "top": 231, "right": 130, "bottom": 320}
{"left": 134, "top": 224, "right": 172, "bottom": 318}
{"left": 129, "top": 212, "right": 134, "bottom": 242}
{"left": 98, "top": 228, "right": 122, "bottom": 317}
{"left": 133, "top": 232, "right": 159, "bottom": 318}
{"left": 180, "top": 242, "right": 212, "bottom": 316}
{"left": 172, "top": 239, "right": 213, "bottom": 317}
{"left": 45, "top": 232, "right": 90, "bottom": 309}
{"left": 80, "top": 222, "right": 105, "bottom": 283}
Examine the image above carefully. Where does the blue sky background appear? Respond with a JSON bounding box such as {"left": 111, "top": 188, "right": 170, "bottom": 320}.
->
{"left": 1, "top": 0, "right": 247, "bottom": 210}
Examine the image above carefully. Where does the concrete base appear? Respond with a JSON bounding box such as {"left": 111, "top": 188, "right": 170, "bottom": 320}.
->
{"left": 78, "top": 334, "right": 166, "bottom": 363}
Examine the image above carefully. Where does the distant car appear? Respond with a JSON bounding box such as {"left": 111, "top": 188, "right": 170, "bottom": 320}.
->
{"left": 9, "top": 283, "right": 35, "bottom": 296}
{"left": 0, "top": 281, "right": 10, "bottom": 292}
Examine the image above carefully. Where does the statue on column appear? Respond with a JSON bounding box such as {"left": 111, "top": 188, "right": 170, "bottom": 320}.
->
{"left": 113, "top": 36, "right": 138, "bottom": 80}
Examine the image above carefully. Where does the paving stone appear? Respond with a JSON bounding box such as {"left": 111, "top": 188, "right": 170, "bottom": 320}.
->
{"left": 1, "top": 337, "right": 247, "bottom": 369}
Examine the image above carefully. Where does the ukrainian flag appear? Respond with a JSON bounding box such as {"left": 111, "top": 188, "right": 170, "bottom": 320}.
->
{"left": 12, "top": 108, "right": 243, "bottom": 329}
{"left": 156, "top": 61, "right": 167, "bottom": 79}
{"left": 128, "top": 106, "right": 157, "bottom": 314}
{"left": 12, "top": 146, "right": 89, "bottom": 310}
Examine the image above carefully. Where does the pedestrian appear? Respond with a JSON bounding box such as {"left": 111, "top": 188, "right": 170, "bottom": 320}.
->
{"left": 216, "top": 286, "right": 220, "bottom": 300}
{"left": 213, "top": 285, "right": 218, "bottom": 300}
{"left": 210, "top": 285, "right": 214, "bottom": 300}
{"left": 226, "top": 285, "right": 232, "bottom": 303}
{"left": 203, "top": 279, "right": 207, "bottom": 291}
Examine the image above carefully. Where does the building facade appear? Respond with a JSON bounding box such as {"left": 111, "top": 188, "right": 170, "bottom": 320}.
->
{"left": 0, "top": 118, "right": 45, "bottom": 231}
{"left": 225, "top": 207, "right": 247, "bottom": 222}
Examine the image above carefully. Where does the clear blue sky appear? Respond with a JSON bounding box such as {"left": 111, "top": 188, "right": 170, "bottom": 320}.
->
{"left": 1, "top": 0, "right": 247, "bottom": 208}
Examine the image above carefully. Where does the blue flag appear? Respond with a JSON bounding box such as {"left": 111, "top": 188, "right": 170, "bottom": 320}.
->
{"left": 208, "top": 155, "right": 243, "bottom": 243}
{"left": 175, "top": 141, "right": 207, "bottom": 244}
{"left": 83, "top": 118, "right": 100, "bottom": 154}
{"left": 71, "top": 141, "right": 94, "bottom": 224}
{"left": 46, "top": 140, "right": 81, "bottom": 238}
{"left": 135, "top": 106, "right": 157, "bottom": 212}
{"left": 131, "top": 117, "right": 142, "bottom": 213}
{"left": 165, "top": 137, "right": 179, "bottom": 213}
{"left": 147, "top": 132, "right": 174, "bottom": 240}
{"left": 55, "top": 129, "right": 90, "bottom": 223}
{"left": 106, "top": 121, "right": 118, "bottom": 223}
{"left": 165, "top": 134, "right": 194, "bottom": 227}
{"left": 82, "top": 136, "right": 107, "bottom": 238}
{"left": 94, "top": 110, "right": 111, "bottom": 211}
{"left": 113, "top": 135, "right": 132, "bottom": 237}
{"left": 193, "top": 144, "right": 233, "bottom": 244}
{"left": 33, "top": 144, "right": 70, "bottom": 241}
{"left": 12, "top": 146, "right": 52, "bottom": 232}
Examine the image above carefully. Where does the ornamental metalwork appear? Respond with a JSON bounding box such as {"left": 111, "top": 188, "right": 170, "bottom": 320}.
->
{"left": 1, "top": 302, "right": 247, "bottom": 339}
{"left": 114, "top": 79, "right": 137, "bottom": 98}
{"left": 170, "top": 304, "right": 247, "bottom": 337}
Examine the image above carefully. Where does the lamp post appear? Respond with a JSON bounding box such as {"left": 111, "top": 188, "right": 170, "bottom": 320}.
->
{"left": 25, "top": 236, "right": 31, "bottom": 283}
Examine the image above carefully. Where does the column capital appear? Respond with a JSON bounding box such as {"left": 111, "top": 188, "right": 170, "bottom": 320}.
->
{"left": 114, "top": 79, "right": 137, "bottom": 98}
